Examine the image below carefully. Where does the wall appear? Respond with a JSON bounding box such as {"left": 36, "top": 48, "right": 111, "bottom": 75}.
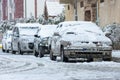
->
{"left": 99, "top": 0, "right": 120, "bottom": 27}
{"left": 37, "top": 0, "right": 45, "bottom": 17}
{"left": 24, "top": 0, "right": 35, "bottom": 18}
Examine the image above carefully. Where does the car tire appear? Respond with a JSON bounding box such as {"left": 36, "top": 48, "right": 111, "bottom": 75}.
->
{"left": 33, "top": 47, "right": 38, "bottom": 57}
{"left": 50, "top": 50, "right": 56, "bottom": 61}
{"left": 33, "top": 49, "right": 38, "bottom": 57}
{"left": 39, "top": 47, "right": 44, "bottom": 58}
{"left": 87, "top": 58, "right": 93, "bottom": 62}
{"left": 11, "top": 44, "right": 16, "bottom": 54}
{"left": 61, "top": 46, "right": 68, "bottom": 62}
{"left": 2, "top": 46, "right": 5, "bottom": 52}
{"left": 18, "top": 44, "right": 23, "bottom": 55}
{"left": 6, "top": 50, "right": 9, "bottom": 53}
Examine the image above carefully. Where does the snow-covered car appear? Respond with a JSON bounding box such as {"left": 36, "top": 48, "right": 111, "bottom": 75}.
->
{"left": 11, "top": 23, "right": 40, "bottom": 55}
{"left": 2, "top": 30, "right": 12, "bottom": 53}
{"left": 34, "top": 25, "right": 57, "bottom": 57}
{"left": 50, "top": 21, "right": 112, "bottom": 62}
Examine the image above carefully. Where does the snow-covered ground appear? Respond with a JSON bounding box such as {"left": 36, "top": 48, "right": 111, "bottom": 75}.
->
{"left": 0, "top": 50, "right": 120, "bottom": 80}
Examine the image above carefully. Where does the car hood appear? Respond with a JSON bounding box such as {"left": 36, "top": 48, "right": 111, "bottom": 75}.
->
{"left": 61, "top": 32, "right": 111, "bottom": 43}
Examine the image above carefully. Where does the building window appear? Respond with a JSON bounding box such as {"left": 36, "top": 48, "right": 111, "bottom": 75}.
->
{"left": 91, "top": 3, "right": 96, "bottom": 7}
{"left": 100, "top": 0, "right": 104, "bottom": 3}
{"left": 80, "top": 1, "right": 84, "bottom": 8}
{"left": 68, "top": 5, "right": 70, "bottom": 10}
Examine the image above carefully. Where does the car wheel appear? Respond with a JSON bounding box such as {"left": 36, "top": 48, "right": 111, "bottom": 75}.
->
{"left": 61, "top": 46, "right": 68, "bottom": 62}
{"left": 18, "top": 44, "right": 23, "bottom": 55}
{"left": 11, "top": 44, "right": 16, "bottom": 54}
{"left": 39, "top": 47, "right": 44, "bottom": 58}
{"left": 87, "top": 58, "right": 93, "bottom": 62}
{"left": 50, "top": 50, "right": 56, "bottom": 61}
{"left": 2, "top": 46, "right": 5, "bottom": 52}
{"left": 33, "top": 49, "right": 38, "bottom": 57}
{"left": 6, "top": 50, "right": 9, "bottom": 53}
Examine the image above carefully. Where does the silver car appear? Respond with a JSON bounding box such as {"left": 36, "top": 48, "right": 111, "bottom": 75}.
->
{"left": 34, "top": 25, "right": 57, "bottom": 57}
{"left": 50, "top": 21, "right": 112, "bottom": 62}
{"left": 11, "top": 23, "right": 40, "bottom": 55}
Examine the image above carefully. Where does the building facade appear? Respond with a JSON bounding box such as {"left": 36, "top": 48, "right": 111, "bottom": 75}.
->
{"left": 60, "top": 0, "right": 120, "bottom": 27}
{"left": 0, "top": 0, "right": 46, "bottom": 21}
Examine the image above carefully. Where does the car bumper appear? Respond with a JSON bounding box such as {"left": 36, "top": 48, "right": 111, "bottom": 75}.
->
{"left": 21, "top": 42, "right": 34, "bottom": 52}
{"left": 7, "top": 43, "right": 12, "bottom": 50}
{"left": 64, "top": 47, "right": 112, "bottom": 58}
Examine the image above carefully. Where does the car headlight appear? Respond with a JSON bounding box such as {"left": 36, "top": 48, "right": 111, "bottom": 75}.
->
{"left": 104, "top": 42, "right": 112, "bottom": 46}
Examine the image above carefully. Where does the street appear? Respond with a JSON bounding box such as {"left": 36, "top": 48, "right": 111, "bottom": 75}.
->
{"left": 0, "top": 50, "right": 119, "bottom": 80}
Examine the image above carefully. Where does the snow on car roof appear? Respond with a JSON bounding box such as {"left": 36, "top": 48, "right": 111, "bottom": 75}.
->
{"left": 38, "top": 25, "right": 57, "bottom": 38}
{"left": 15, "top": 23, "right": 42, "bottom": 28}
{"left": 15, "top": 23, "right": 42, "bottom": 35}
{"left": 58, "top": 21, "right": 96, "bottom": 27}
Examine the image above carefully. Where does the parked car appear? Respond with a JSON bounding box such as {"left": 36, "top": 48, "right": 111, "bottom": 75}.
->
{"left": 50, "top": 21, "right": 112, "bottom": 62}
{"left": 2, "top": 30, "right": 12, "bottom": 53}
{"left": 34, "top": 25, "right": 57, "bottom": 57}
{"left": 11, "top": 23, "right": 41, "bottom": 55}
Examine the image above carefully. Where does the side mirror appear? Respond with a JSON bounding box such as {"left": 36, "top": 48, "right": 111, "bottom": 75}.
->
{"left": 14, "top": 33, "right": 19, "bottom": 37}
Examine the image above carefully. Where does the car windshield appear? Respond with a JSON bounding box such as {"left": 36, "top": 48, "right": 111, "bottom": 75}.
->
{"left": 19, "top": 27, "right": 38, "bottom": 36}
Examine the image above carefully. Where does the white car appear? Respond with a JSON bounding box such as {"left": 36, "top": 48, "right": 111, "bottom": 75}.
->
{"left": 11, "top": 23, "right": 40, "bottom": 55}
{"left": 34, "top": 25, "right": 57, "bottom": 57}
{"left": 50, "top": 21, "right": 112, "bottom": 62}
{"left": 2, "top": 30, "right": 12, "bottom": 53}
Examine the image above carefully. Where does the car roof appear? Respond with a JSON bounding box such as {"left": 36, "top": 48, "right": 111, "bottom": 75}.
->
{"left": 15, "top": 23, "right": 42, "bottom": 28}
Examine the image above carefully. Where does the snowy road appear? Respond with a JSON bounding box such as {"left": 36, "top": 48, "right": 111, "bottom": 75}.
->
{"left": 0, "top": 50, "right": 120, "bottom": 80}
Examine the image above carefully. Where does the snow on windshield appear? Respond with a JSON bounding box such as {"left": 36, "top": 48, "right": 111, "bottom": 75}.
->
{"left": 38, "top": 25, "right": 57, "bottom": 38}
{"left": 63, "top": 22, "right": 104, "bottom": 35}
{"left": 19, "top": 27, "right": 38, "bottom": 36}
{"left": 61, "top": 22, "right": 110, "bottom": 42}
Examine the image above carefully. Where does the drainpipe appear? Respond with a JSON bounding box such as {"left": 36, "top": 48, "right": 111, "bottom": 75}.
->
{"left": 25, "top": 0, "right": 27, "bottom": 19}
{"left": 96, "top": 0, "right": 100, "bottom": 25}
{"left": 75, "top": 0, "right": 78, "bottom": 21}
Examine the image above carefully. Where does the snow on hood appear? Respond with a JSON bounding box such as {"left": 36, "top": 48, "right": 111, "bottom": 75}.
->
{"left": 61, "top": 22, "right": 111, "bottom": 43}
